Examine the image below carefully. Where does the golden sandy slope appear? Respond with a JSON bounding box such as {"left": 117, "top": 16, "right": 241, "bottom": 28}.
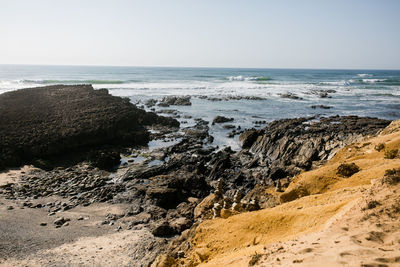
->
{"left": 180, "top": 119, "right": 400, "bottom": 266}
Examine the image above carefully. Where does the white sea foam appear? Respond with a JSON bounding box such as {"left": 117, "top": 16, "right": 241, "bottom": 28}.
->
{"left": 362, "top": 78, "right": 386, "bottom": 83}
{"left": 357, "top": 73, "right": 373, "bottom": 78}
{"left": 226, "top": 76, "right": 269, "bottom": 81}
{"left": 320, "top": 80, "right": 350, "bottom": 86}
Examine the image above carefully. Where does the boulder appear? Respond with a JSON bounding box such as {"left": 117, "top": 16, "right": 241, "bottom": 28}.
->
{"left": 169, "top": 217, "right": 192, "bottom": 233}
{"left": 146, "top": 187, "right": 180, "bottom": 209}
{"left": 151, "top": 220, "right": 177, "bottom": 237}
{"left": 213, "top": 116, "right": 234, "bottom": 124}
{"left": 194, "top": 193, "right": 217, "bottom": 219}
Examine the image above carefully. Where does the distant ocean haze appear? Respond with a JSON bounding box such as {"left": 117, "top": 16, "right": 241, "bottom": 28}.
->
{"left": 1, "top": 65, "right": 399, "bottom": 149}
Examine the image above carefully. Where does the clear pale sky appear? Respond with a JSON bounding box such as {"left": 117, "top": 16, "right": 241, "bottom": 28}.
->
{"left": 1, "top": 0, "right": 399, "bottom": 69}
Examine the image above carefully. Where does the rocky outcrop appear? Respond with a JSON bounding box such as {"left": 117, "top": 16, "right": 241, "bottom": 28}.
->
{"left": 239, "top": 116, "right": 391, "bottom": 180}
{"left": 158, "top": 96, "right": 191, "bottom": 106}
{"left": 0, "top": 85, "right": 179, "bottom": 169}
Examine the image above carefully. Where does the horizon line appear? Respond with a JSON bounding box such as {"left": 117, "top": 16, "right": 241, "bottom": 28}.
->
{"left": 0, "top": 63, "right": 399, "bottom": 72}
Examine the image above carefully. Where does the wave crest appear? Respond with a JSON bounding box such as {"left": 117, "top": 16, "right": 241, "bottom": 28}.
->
{"left": 227, "top": 76, "right": 271, "bottom": 82}
{"left": 22, "top": 79, "right": 137, "bottom": 85}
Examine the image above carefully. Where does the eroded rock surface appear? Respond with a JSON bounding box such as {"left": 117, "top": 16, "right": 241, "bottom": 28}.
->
{"left": 239, "top": 116, "right": 390, "bottom": 180}
{"left": 0, "top": 85, "right": 178, "bottom": 170}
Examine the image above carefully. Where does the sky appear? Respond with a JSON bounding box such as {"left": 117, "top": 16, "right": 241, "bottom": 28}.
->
{"left": 1, "top": 0, "right": 399, "bottom": 69}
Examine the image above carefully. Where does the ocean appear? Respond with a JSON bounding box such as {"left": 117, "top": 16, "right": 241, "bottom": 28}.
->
{"left": 1, "top": 65, "right": 399, "bottom": 149}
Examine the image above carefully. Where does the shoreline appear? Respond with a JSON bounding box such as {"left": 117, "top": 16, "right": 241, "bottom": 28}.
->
{"left": 0, "top": 85, "right": 398, "bottom": 266}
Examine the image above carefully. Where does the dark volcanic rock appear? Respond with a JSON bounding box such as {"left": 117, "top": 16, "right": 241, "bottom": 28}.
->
{"left": 279, "top": 93, "right": 303, "bottom": 100}
{"left": 145, "top": 174, "right": 209, "bottom": 209}
{"left": 87, "top": 149, "right": 121, "bottom": 171}
{"left": 239, "top": 130, "right": 261, "bottom": 149}
{"left": 242, "top": 116, "right": 390, "bottom": 180}
{"left": 213, "top": 116, "right": 234, "bottom": 124}
{"left": 151, "top": 220, "right": 177, "bottom": 237}
{"left": 0, "top": 85, "right": 178, "bottom": 169}
{"left": 159, "top": 96, "right": 191, "bottom": 106}
{"left": 311, "top": 105, "right": 332, "bottom": 109}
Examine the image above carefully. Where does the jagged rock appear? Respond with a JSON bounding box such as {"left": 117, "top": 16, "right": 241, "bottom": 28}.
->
{"left": 239, "top": 129, "right": 261, "bottom": 148}
{"left": 159, "top": 96, "right": 191, "bottom": 106}
{"left": 244, "top": 116, "right": 390, "bottom": 180}
{"left": 145, "top": 99, "right": 157, "bottom": 107}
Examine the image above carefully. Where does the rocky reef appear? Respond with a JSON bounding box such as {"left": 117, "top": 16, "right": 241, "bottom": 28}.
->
{"left": 0, "top": 85, "right": 178, "bottom": 170}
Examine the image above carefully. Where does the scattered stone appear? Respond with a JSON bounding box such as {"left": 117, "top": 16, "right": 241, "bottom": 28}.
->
{"left": 279, "top": 93, "right": 303, "bottom": 100}
{"left": 6, "top": 206, "right": 13, "bottom": 210}
{"left": 39, "top": 222, "right": 47, "bottom": 226}
{"left": 213, "top": 116, "right": 234, "bottom": 124}
{"left": 223, "top": 124, "right": 236, "bottom": 129}
{"left": 311, "top": 105, "right": 332, "bottom": 109}
{"left": 53, "top": 217, "right": 70, "bottom": 226}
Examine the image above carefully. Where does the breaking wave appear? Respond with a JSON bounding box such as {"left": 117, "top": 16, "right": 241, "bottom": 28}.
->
{"left": 357, "top": 73, "right": 373, "bottom": 78}
{"left": 226, "top": 76, "right": 272, "bottom": 82}
{"left": 22, "top": 79, "right": 137, "bottom": 85}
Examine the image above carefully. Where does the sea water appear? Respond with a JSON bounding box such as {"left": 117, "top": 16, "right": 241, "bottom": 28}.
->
{"left": 1, "top": 65, "right": 399, "bottom": 149}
